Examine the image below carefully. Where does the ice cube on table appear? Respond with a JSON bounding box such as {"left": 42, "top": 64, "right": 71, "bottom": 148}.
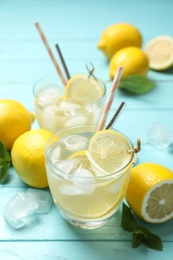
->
{"left": 3, "top": 192, "right": 39, "bottom": 229}
{"left": 26, "top": 188, "right": 52, "bottom": 214}
{"left": 64, "top": 134, "right": 88, "bottom": 151}
{"left": 146, "top": 123, "right": 173, "bottom": 150}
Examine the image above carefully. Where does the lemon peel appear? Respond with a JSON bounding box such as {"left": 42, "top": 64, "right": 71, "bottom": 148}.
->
{"left": 11, "top": 129, "right": 52, "bottom": 188}
{"left": 97, "top": 23, "right": 142, "bottom": 60}
{"left": 0, "top": 99, "right": 35, "bottom": 150}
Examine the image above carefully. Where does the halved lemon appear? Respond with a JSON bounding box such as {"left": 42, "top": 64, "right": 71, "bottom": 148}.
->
{"left": 145, "top": 35, "right": 173, "bottom": 70}
{"left": 126, "top": 163, "right": 173, "bottom": 223}
{"left": 88, "top": 129, "right": 132, "bottom": 174}
{"left": 64, "top": 74, "right": 104, "bottom": 105}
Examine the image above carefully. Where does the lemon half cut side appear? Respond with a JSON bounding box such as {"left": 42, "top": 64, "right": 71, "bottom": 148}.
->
{"left": 143, "top": 180, "right": 173, "bottom": 223}
{"left": 126, "top": 163, "right": 173, "bottom": 223}
{"left": 145, "top": 35, "right": 173, "bottom": 71}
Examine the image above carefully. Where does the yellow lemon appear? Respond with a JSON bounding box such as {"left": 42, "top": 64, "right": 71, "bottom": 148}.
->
{"left": 126, "top": 162, "right": 173, "bottom": 223}
{"left": 109, "top": 46, "right": 149, "bottom": 79}
{"left": 97, "top": 23, "right": 142, "bottom": 60}
{"left": 11, "top": 129, "right": 53, "bottom": 188}
{"left": 0, "top": 99, "right": 35, "bottom": 150}
{"left": 64, "top": 74, "right": 104, "bottom": 105}
{"left": 145, "top": 35, "right": 173, "bottom": 71}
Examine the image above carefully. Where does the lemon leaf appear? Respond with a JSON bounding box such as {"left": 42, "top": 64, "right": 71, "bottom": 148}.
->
{"left": 119, "top": 75, "right": 156, "bottom": 94}
{"left": 0, "top": 141, "right": 11, "bottom": 184}
{"left": 121, "top": 203, "right": 138, "bottom": 232}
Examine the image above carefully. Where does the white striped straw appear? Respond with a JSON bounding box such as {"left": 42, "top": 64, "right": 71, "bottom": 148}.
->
{"left": 96, "top": 66, "right": 124, "bottom": 132}
{"left": 35, "top": 22, "right": 67, "bottom": 86}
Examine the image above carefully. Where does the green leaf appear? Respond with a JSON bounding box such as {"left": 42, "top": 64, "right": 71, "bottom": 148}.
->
{"left": 121, "top": 203, "right": 163, "bottom": 251}
{"left": 119, "top": 75, "right": 156, "bottom": 94}
{"left": 121, "top": 203, "right": 138, "bottom": 232}
{"left": 132, "top": 229, "right": 145, "bottom": 248}
{"left": 0, "top": 141, "right": 11, "bottom": 184}
{"left": 137, "top": 225, "right": 163, "bottom": 251}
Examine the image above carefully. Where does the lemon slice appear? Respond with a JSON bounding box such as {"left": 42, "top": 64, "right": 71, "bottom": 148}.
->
{"left": 69, "top": 150, "right": 93, "bottom": 172}
{"left": 64, "top": 74, "right": 104, "bottom": 105}
{"left": 88, "top": 129, "right": 132, "bottom": 174}
{"left": 126, "top": 163, "right": 173, "bottom": 223}
{"left": 145, "top": 35, "right": 173, "bottom": 70}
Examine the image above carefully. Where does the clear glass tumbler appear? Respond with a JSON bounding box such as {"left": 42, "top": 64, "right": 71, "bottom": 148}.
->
{"left": 44, "top": 124, "right": 135, "bottom": 229}
{"left": 33, "top": 74, "right": 106, "bottom": 132}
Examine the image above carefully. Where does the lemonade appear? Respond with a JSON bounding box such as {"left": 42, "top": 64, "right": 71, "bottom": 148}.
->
{"left": 33, "top": 74, "right": 106, "bottom": 132}
{"left": 45, "top": 124, "right": 135, "bottom": 229}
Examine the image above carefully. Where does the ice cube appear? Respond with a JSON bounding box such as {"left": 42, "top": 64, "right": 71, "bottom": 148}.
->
{"left": 26, "top": 188, "right": 52, "bottom": 214}
{"left": 64, "top": 116, "right": 88, "bottom": 128}
{"left": 54, "top": 158, "right": 79, "bottom": 174}
{"left": 49, "top": 143, "right": 65, "bottom": 163}
{"left": 37, "top": 86, "right": 63, "bottom": 104}
{"left": 64, "top": 134, "right": 88, "bottom": 151}
{"left": 3, "top": 192, "right": 39, "bottom": 229}
{"left": 73, "top": 167, "right": 96, "bottom": 195}
{"left": 146, "top": 123, "right": 173, "bottom": 150}
{"left": 58, "top": 183, "right": 83, "bottom": 195}
{"left": 58, "top": 99, "right": 82, "bottom": 116}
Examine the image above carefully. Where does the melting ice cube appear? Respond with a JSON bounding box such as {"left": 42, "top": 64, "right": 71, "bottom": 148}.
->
{"left": 146, "top": 123, "right": 173, "bottom": 150}
{"left": 3, "top": 192, "right": 39, "bottom": 229}
{"left": 26, "top": 188, "right": 52, "bottom": 214}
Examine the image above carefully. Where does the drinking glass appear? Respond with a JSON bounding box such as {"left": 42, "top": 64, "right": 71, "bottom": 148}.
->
{"left": 44, "top": 124, "right": 135, "bottom": 229}
{"left": 33, "top": 74, "right": 106, "bottom": 132}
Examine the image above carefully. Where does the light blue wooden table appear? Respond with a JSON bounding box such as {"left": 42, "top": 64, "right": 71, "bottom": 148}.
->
{"left": 0, "top": 0, "right": 173, "bottom": 259}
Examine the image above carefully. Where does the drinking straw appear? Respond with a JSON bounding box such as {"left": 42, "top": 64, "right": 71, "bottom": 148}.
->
{"left": 35, "top": 22, "right": 67, "bottom": 86}
{"left": 97, "top": 66, "right": 124, "bottom": 132}
{"left": 55, "top": 44, "right": 71, "bottom": 80}
{"left": 105, "top": 101, "right": 126, "bottom": 129}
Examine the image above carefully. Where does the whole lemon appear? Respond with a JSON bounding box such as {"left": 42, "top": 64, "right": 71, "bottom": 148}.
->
{"left": 109, "top": 46, "right": 149, "bottom": 79}
{"left": 126, "top": 163, "right": 173, "bottom": 223}
{"left": 0, "top": 99, "right": 35, "bottom": 150}
{"left": 97, "top": 23, "right": 142, "bottom": 60}
{"left": 11, "top": 129, "right": 53, "bottom": 188}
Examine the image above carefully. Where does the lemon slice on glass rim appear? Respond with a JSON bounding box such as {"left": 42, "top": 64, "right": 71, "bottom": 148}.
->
{"left": 64, "top": 74, "right": 104, "bottom": 105}
{"left": 145, "top": 35, "right": 173, "bottom": 71}
{"left": 88, "top": 129, "right": 133, "bottom": 175}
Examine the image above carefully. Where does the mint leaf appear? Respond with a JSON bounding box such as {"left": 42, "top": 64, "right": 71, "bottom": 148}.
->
{"left": 132, "top": 229, "right": 146, "bottom": 248}
{"left": 119, "top": 75, "right": 156, "bottom": 94}
{"left": 0, "top": 141, "right": 11, "bottom": 183}
{"left": 121, "top": 203, "right": 138, "bottom": 232}
{"left": 138, "top": 225, "right": 163, "bottom": 251}
{"left": 121, "top": 203, "right": 163, "bottom": 251}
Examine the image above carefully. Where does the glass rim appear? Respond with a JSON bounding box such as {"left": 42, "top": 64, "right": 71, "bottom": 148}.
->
{"left": 44, "top": 124, "right": 135, "bottom": 180}
{"left": 33, "top": 73, "right": 106, "bottom": 111}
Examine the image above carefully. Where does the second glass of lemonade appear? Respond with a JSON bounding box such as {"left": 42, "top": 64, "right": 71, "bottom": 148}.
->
{"left": 33, "top": 73, "right": 106, "bottom": 132}
{"left": 45, "top": 124, "right": 135, "bottom": 229}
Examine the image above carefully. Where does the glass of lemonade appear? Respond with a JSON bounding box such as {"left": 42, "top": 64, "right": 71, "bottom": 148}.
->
{"left": 45, "top": 124, "right": 135, "bottom": 229}
{"left": 33, "top": 73, "right": 106, "bottom": 132}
